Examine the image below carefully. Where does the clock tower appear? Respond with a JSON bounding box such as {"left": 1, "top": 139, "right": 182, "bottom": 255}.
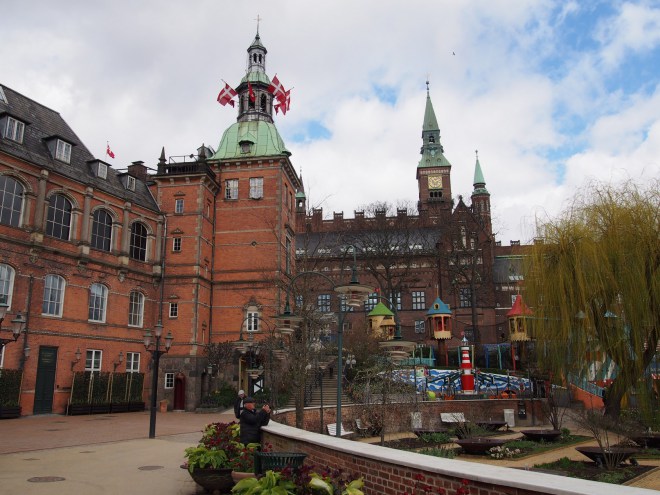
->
{"left": 416, "top": 82, "right": 453, "bottom": 221}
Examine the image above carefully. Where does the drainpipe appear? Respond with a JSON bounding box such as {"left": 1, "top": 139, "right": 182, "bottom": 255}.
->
{"left": 19, "top": 275, "right": 33, "bottom": 371}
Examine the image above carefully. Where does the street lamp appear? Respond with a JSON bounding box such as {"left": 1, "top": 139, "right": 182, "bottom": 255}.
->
{"left": 277, "top": 245, "right": 373, "bottom": 437}
{"left": 144, "top": 322, "right": 173, "bottom": 439}
{"left": 0, "top": 303, "right": 24, "bottom": 350}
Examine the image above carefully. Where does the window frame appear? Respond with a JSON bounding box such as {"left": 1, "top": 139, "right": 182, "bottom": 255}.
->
{"left": 91, "top": 209, "right": 113, "bottom": 252}
{"left": 55, "top": 139, "right": 72, "bottom": 163}
{"left": 172, "top": 237, "right": 181, "bottom": 252}
{"left": 45, "top": 193, "right": 72, "bottom": 241}
{"left": 317, "top": 294, "right": 331, "bottom": 313}
{"left": 459, "top": 287, "right": 472, "bottom": 308}
{"left": 0, "top": 263, "right": 15, "bottom": 309}
{"left": 42, "top": 274, "right": 65, "bottom": 317}
{"left": 5, "top": 117, "right": 25, "bottom": 143}
{"left": 169, "top": 302, "right": 178, "bottom": 318}
{"left": 414, "top": 320, "right": 425, "bottom": 334}
{"left": 364, "top": 292, "right": 378, "bottom": 312}
{"left": 249, "top": 177, "right": 263, "bottom": 199}
{"left": 246, "top": 309, "right": 260, "bottom": 332}
{"left": 225, "top": 179, "right": 238, "bottom": 200}
{"left": 164, "top": 372, "right": 175, "bottom": 389}
{"left": 0, "top": 175, "right": 24, "bottom": 227}
{"left": 412, "top": 291, "right": 426, "bottom": 310}
{"left": 85, "top": 349, "right": 102, "bottom": 372}
{"left": 126, "top": 176, "right": 136, "bottom": 191}
{"left": 88, "top": 283, "right": 108, "bottom": 323}
{"left": 130, "top": 222, "right": 148, "bottom": 262}
{"left": 126, "top": 352, "right": 140, "bottom": 372}
{"left": 174, "top": 199, "right": 184, "bottom": 213}
{"left": 128, "top": 291, "right": 144, "bottom": 328}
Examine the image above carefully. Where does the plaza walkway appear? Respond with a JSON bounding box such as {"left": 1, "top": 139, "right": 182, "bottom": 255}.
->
{"left": 0, "top": 410, "right": 658, "bottom": 493}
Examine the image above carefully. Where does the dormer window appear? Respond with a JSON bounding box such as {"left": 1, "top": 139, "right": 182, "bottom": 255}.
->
{"left": 0, "top": 86, "right": 7, "bottom": 104}
{"left": 4, "top": 117, "right": 25, "bottom": 143}
{"left": 97, "top": 162, "right": 107, "bottom": 179}
{"left": 240, "top": 141, "right": 253, "bottom": 154}
{"left": 126, "top": 176, "right": 136, "bottom": 191}
{"left": 56, "top": 139, "right": 72, "bottom": 163}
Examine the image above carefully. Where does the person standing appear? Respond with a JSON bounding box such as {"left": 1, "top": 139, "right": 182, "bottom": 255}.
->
{"left": 239, "top": 397, "right": 271, "bottom": 444}
{"left": 234, "top": 389, "right": 246, "bottom": 419}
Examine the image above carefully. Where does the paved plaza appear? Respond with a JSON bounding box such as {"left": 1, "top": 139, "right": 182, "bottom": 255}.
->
{"left": 0, "top": 410, "right": 658, "bottom": 493}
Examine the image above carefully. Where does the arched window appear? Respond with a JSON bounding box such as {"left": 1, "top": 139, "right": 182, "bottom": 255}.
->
{"left": 91, "top": 209, "right": 113, "bottom": 251}
{"left": 88, "top": 283, "right": 108, "bottom": 322}
{"left": 130, "top": 222, "right": 148, "bottom": 261}
{"left": 0, "top": 263, "right": 15, "bottom": 307}
{"left": 45, "top": 193, "right": 72, "bottom": 240}
{"left": 0, "top": 175, "right": 24, "bottom": 227}
{"left": 43, "top": 274, "right": 66, "bottom": 317}
{"left": 128, "top": 291, "right": 144, "bottom": 327}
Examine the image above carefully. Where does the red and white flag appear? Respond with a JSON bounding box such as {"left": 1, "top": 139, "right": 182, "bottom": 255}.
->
{"left": 248, "top": 82, "right": 256, "bottom": 103}
{"left": 268, "top": 74, "right": 286, "bottom": 99}
{"left": 275, "top": 89, "right": 291, "bottom": 115}
{"left": 106, "top": 143, "right": 115, "bottom": 159}
{"left": 217, "top": 82, "right": 238, "bottom": 107}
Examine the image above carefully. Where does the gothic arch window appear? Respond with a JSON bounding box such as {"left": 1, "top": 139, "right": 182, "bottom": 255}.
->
{"left": 0, "top": 175, "right": 24, "bottom": 227}
{"left": 130, "top": 222, "right": 148, "bottom": 262}
{"left": 91, "top": 208, "right": 113, "bottom": 251}
{"left": 45, "top": 193, "right": 72, "bottom": 240}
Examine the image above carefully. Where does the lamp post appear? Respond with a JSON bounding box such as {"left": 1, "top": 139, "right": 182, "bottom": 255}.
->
{"left": 144, "top": 322, "right": 173, "bottom": 439}
{"left": 277, "top": 245, "right": 373, "bottom": 437}
{"left": 0, "top": 303, "right": 24, "bottom": 351}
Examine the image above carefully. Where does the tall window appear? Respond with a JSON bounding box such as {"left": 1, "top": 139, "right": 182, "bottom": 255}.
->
{"left": 130, "top": 222, "right": 148, "bottom": 261}
{"left": 246, "top": 309, "right": 259, "bottom": 332}
{"left": 164, "top": 373, "right": 175, "bottom": 389}
{"left": 169, "top": 302, "right": 178, "bottom": 318}
{"left": 42, "top": 274, "right": 65, "bottom": 316}
{"left": 91, "top": 209, "right": 113, "bottom": 251}
{"left": 0, "top": 263, "right": 15, "bottom": 307}
{"left": 128, "top": 291, "right": 144, "bottom": 327}
{"left": 55, "top": 139, "right": 72, "bottom": 163}
{"left": 249, "top": 177, "right": 263, "bottom": 199}
{"left": 5, "top": 117, "right": 25, "bottom": 143}
{"left": 0, "top": 175, "right": 24, "bottom": 227}
{"left": 317, "top": 294, "right": 331, "bottom": 313}
{"left": 225, "top": 179, "right": 238, "bottom": 200}
{"left": 175, "top": 199, "right": 184, "bottom": 213}
{"left": 414, "top": 320, "right": 425, "bottom": 334}
{"left": 389, "top": 291, "right": 402, "bottom": 311}
{"left": 85, "top": 349, "right": 102, "bottom": 371}
{"left": 88, "top": 283, "right": 108, "bottom": 322}
{"left": 412, "top": 291, "right": 426, "bottom": 310}
{"left": 459, "top": 287, "right": 472, "bottom": 308}
{"left": 364, "top": 292, "right": 378, "bottom": 312}
{"left": 173, "top": 237, "right": 181, "bottom": 252}
{"left": 285, "top": 237, "right": 291, "bottom": 274}
{"left": 339, "top": 295, "right": 354, "bottom": 313}
{"left": 126, "top": 352, "right": 140, "bottom": 372}
{"left": 45, "top": 194, "right": 72, "bottom": 240}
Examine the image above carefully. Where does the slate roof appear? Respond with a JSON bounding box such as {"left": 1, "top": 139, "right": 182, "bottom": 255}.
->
{"left": 0, "top": 84, "right": 159, "bottom": 212}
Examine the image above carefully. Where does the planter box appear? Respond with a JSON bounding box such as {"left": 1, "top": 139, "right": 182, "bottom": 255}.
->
{"left": 67, "top": 403, "right": 91, "bottom": 416}
{"left": 90, "top": 403, "right": 111, "bottom": 414}
{"left": 111, "top": 403, "right": 130, "bottom": 413}
{"left": 128, "top": 401, "right": 145, "bottom": 412}
{"left": 185, "top": 466, "right": 234, "bottom": 493}
{"left": 0, "top": 405, "right": 21, "bottom": 419}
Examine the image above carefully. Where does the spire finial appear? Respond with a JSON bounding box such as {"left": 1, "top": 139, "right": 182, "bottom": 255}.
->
{"left": 475, "top": 149, "right": 479, "bottom": 160}
{"left": 425, "top": 75, "right": 430, "bottom": 95}
{"left": 255, "top": 14, "right": 262, "bottom": 35}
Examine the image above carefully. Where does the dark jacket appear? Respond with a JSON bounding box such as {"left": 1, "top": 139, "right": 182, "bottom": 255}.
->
{"left": 239, "top": 407, "right": 270, "bottom": 444}
{"left": 234, "top": 396, "right": 244, "bottom": 419}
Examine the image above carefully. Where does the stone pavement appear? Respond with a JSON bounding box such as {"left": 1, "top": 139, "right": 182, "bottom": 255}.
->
{"left": 0, "top": 411, "right": 658, "bottom": 493}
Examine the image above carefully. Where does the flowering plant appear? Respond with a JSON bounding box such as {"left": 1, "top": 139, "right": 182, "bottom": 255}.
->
{"left": 488, "top": 446, "right": 521, "bottom": 459}
{"left": 402, "top": 474, "right": 470, "bottom": 495}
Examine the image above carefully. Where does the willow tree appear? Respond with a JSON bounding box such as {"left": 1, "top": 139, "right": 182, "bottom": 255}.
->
{"left": 525, "top": 180, "right": 659, "bottom": 419}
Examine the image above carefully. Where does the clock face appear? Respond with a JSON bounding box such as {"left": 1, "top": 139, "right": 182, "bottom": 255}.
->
{"left": 428, "top": 175, "right": 442, "bottom": 189}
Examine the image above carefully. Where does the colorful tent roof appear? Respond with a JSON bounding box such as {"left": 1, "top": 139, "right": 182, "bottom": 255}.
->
{"left": 507, "top": 294, "right": 533, "bottom": 317}
{"left": 426, "top": 297, "right": 451, "bottom": 316}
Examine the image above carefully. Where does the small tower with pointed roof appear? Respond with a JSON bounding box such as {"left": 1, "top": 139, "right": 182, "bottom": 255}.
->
{"left": 471, "top": 150, "right": 492, "bottom": 236}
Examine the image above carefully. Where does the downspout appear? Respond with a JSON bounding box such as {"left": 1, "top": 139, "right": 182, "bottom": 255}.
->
{"left": 19, "top": 275, "right": 33, "bottom": 371}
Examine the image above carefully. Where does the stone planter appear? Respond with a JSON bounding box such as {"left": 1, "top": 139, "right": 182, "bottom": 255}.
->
{"left": 184, "top": 466, "right": 234, "bottom": 493}
{"left": 520, "top": 429, "right": 562, "bottom": 442}
{"left": 455, "top": 437, "right": 507, "bottom": 455}
{"left": 67, "top": 403, "right": 91, "bottom": 416}
{"left": 231, "top": 471, "right": 256, "bottom": 483}
{"left": 631, "top": 433, "right": 660, "bottom": 449}
{"left": 575, "top": 446, "right": 639, "bottom": 466}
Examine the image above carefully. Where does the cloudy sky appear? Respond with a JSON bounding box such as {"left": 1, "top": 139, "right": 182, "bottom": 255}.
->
{"left": 2, "top": 1, "right": 659, "bottom": 244}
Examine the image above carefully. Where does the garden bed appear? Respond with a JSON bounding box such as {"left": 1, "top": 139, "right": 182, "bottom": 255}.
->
{"left": 531, "top": 457, "right": 655, "bottom": 484}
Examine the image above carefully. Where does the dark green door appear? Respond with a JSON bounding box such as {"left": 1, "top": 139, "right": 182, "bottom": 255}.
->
{"left": 34, "top": 346, "right": 58, "bottom": 414}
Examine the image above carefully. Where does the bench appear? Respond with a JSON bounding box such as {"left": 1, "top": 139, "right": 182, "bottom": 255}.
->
{"left": 354, "top": 419, "right": 370, "bottom": 437}
{"left": 327, "top": 422, "right": 354, "bottom": 437}
{"left": 440, "top": 412, "right": 467, "bottom": 424}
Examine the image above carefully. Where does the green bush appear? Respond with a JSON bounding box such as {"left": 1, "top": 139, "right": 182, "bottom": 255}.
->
{"left": 201, "top": 382, "right": 236, "bottom": 408}
{"left": 419, "top": 432, "right": 452, "bottom": 444}
{"left": 110, "top": 373, "right": 128, "bottom": 402}
{"left": 127, "top": 373, "right": 144, "bottom": 402}
{"left": 417, "top": 446, "right": 456, "bottom": 458}
{"left": 0, "top": 369, "right": 22, "bottom": 406}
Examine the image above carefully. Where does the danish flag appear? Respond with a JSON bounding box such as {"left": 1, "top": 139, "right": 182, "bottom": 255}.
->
{"left": 217, "top": 82, "right": 238, "bottom": 107}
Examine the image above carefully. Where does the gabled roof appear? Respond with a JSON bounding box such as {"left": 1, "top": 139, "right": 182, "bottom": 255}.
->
{"left": 368, "top": 302, "right": 394, "bottom": 317}
{"left": 427, "top": 296, "right": 451, "bottom": 316}
{"left": 0, "top": 84, "right": 159, "bottom": 212}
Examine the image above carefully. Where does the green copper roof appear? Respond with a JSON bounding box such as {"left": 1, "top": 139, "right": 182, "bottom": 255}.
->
{"left": 472, "top": 152, "right": 489, "bottom": 195}
{"left": 212, "top": 120, "right": 291, "bottom": 159}
{"left": 368, "top": 302, "right": 394, "bottom": 317}
{"left": 240, "top": 71, "right": 272, "bottom": 85}
{"left": 423, "top": 93, "right": 439, "bottom": 132}
{"left": 249, "top": 33, "right": 266, "bottom": 52}
{"left": 295, "top": 190, "right": 306, "bottom": 199}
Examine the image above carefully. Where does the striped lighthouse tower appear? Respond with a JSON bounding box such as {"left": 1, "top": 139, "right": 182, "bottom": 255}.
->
{"left": 459, "top": 337, "right": 475, "bottom": 394}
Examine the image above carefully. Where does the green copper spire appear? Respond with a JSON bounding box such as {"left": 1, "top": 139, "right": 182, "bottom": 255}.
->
{"left": 418, "top": 81, "right": 452, "bottom": 169}
{"left": 472, "top": 150, "right": 489, "bottom": 195}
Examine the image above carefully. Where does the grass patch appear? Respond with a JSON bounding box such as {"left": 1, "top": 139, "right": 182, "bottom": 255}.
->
{"left": 533, "top": 456, "right": 653, "bottom": 484}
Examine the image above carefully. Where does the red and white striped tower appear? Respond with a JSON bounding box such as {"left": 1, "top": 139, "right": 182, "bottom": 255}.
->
{"left": 459, "top": 337, "right": 475, "bottom": 394}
